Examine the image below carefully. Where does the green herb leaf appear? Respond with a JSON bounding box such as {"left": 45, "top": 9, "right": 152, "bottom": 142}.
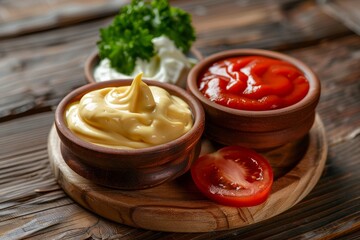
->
{"left": 97, "top": 0, "right": 196, "bottom": 75}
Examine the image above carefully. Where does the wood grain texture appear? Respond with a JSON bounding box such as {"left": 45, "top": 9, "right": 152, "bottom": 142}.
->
{"left": 0, "top": 112, "right": 131, "bottom": 240}
{"left": 47, "top": 115, "right": 327, "bottom": 232}
{"left": 0, "top": 113, "right": 358, "bottom": 239}
{"left": 0, "top": 0, "right": 359, "bottom": 239}
{"left": 319, "top": 0, "right": 360, "bottom": 35}
{"left": 185, "top": 0, "right": 352, "bottom": 55}
{"left": 288, "top": 36, "right": 360, "bottom": 147}
{"left": 0, "top": 0, "right": 129, "bottom": 38}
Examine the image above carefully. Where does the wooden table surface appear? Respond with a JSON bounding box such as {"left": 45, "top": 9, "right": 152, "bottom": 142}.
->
{"left": 0, "top": 0, "right": 359, "bottom": 239}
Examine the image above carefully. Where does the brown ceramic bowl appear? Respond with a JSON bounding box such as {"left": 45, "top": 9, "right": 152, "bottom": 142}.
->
{"left": 187, "top": 49, "right": 321, "bottom": 149}
{"left": 84, "top": 48, "right": 203, "bottom": 85}
{"left": 55, "top": 79, "right": 205, "bottom": 190}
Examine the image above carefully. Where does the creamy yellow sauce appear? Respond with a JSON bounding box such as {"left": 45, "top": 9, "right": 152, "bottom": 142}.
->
{"left": 65, "top": 73, "right": 193, "bottom": 149}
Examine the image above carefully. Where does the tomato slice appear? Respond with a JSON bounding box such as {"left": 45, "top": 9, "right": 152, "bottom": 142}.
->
{"left": 191, "top": 146, "right": 273, "bottom": 207}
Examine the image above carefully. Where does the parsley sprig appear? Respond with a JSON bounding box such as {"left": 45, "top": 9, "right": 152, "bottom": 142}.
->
{"left": 97, "top": 0, "right": 196, "bottom": 75}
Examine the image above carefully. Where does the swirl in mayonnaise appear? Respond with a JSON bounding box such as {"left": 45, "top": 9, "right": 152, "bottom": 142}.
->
{"left": 94, "top": 36, "right": 196, "bottom": 87}
{"left": 65, "top": 73, "right": 193, "bottom": 149}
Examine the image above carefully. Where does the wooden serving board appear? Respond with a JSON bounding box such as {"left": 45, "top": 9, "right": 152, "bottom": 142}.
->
{"left": 48, "top": 114, "right": 327, "bottom": 233}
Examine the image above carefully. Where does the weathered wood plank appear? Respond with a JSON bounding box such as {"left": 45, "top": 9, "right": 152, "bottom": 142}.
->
{"left": 286, "top": 36, "right": 360, "bottom": 146}
{"left": 0, "top": 111, "right": 358, "bottom": 240}
{"left": 186, "top": 0, "right": 352, "bottom": 55}
{"left": 46, "top": 116, "right": 327, "bottom": 232}
{"left": 0, "top": 0, "right": 359, "bottom": 238}
{"left": 319, "top": 0, "right": 360, "bottom": 35}
{"left": 0, "top": 33, "right": 359, "bottom": 237}
{"left": 0, "top": 0, "right": 129, "bottom": 38}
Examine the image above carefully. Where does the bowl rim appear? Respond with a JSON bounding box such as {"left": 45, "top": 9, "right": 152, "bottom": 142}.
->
{"left": 84, "top": 47, "right": 204, "bottom": 84}
{"left": 187, "top": 48, "right": 321, "bottom": 117}
{"left": 55, "top": 79, "right": 205, "bottom": 156}
{"left": 84, "top": 50, "right": 98, "bottom": 83}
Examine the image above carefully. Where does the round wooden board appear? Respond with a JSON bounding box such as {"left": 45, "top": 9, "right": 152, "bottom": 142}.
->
{"left": 48, "top": 114, "right": 327, "bottom": 233}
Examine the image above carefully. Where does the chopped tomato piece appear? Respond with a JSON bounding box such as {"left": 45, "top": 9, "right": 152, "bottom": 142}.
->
{"left": 191, "top": 146, "right": 273, "bottom": 207}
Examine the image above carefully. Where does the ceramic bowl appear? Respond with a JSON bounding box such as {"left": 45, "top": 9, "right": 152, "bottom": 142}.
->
{"left": 55, "top": 79, "right": 205, "bottom": 190}
{"left": 187, "top": 49, "right": 321, "bottom": 149}
{"left": 84, "top": 48, "right": 203, "bottom": 85}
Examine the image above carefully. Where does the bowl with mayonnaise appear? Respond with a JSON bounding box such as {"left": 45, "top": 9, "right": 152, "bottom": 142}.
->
{"left": 84, "top": 0, "right": 201, "bottom": 88}
{"left": 55, "top": 73, "right": 205, "bottom": 189}
{"left": 85, "top": 38, "right": 202, "bottom": 88}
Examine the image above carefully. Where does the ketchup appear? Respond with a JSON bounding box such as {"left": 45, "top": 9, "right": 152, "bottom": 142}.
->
{"left": 198, "top": 56, "right": 310, "bottom": 111}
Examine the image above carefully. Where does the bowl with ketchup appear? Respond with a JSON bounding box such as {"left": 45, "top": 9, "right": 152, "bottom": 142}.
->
{"left": 187, "top": 49, "right": 321, "bottom": 149}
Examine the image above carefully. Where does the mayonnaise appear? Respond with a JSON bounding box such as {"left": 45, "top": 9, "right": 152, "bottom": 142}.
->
{"left": 65, "top": 73, "right": 193, "bottom": 149}
{"left": 94, "top": 36, "right": 196, "bottom": 87}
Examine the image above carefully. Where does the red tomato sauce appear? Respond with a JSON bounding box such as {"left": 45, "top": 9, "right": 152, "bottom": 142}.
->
{"left": 198, "top": 56, "right": 310, "bottom": 111}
